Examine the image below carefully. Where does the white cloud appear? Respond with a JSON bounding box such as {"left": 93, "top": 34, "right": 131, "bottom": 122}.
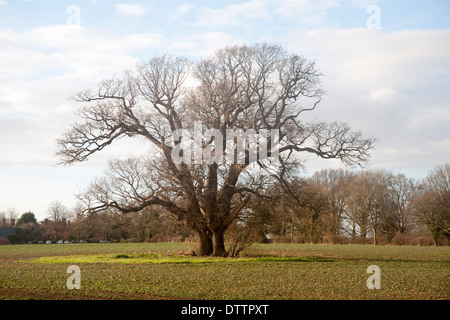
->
{"left": 115, "top": 3, "right": 147, "bottom": 16}
{"left": 0, "top": 1, "right": 7, "bottom": 6}
{"left": 169, "top": 32, "right": 245, "bottom": 57}
{"left": 190, "top": 0, "right": 374, "bottom": 31}
{"left": 0, "top": 25, "right": 163, "bottom": 78}
{"left": 368, "top": 87, "right": 399, "bottom": 102}
{"left": 282, "top": 28, "right": 450, "bottom": 174}
{"left": 0, "top": 25, "right": 164, "bottom": 171}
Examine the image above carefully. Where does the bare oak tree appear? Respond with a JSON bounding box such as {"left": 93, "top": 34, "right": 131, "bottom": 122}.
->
{"left": 57, "top": 43, "right": 375, "bottom": 256}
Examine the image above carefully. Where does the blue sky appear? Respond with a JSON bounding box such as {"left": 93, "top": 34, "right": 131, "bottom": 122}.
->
{"left": 1, "top": 0, "right": 449, "bottom": 220}
{"left": 1, "top": 1, "right": 449, "bottom": 31}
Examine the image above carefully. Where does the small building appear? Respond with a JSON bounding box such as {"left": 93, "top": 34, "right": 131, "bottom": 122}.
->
{"left": 0, "top": 228, "right": 17, "bottom": 237}
{"left": 0, "top": 228, "right": 17, "bottom": 245}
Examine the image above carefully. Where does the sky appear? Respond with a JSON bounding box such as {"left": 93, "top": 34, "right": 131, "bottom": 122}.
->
{"left": 0, "top": 0, "right": 449, "bottom": 221}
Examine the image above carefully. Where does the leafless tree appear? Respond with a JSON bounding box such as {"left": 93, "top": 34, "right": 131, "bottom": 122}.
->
{"left": 283, "top": 179, "right": 329, "bottom": 243}
{"left": 412, "top": 163, "right": 450, "bottom": 245}
{"left": 57, "top": 43, "right": 375, "bottom": 256}
{"left": 346, "top": 176, "right": 368, "bottom": 240}
{"left": 44, "top": 201, "right": 69, "bottom": 241}
{"left": 47, "top": 201, "right": 68, "bottom": 223}
{"left": 382, "top": 173, "right": 418, "bottom": 236}
{"left": 69, "top": 202, "right": 89, "bottom": 241}
{"left": 1, "top": 208, "right": 19, "bottom": 226}
{"left": 310, "top": 169, "right": 355, "bottom": 236}
{"left": 423, "top": 163, "right": 450, "bottom": 193}
{"left": 347, "top": 170, "right": 391, "bottom": 244}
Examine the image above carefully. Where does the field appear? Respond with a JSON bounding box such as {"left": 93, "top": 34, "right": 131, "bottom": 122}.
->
{"left": 0, "top": 243, "right": 448, "bottom": 300}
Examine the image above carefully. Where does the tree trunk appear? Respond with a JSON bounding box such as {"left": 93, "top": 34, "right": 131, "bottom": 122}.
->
{"left": 371, "top": 210, "right": 378, "bottom": 245}
{"left": 290, "top": 225, "right": 294, "bottom": 244}
{"left": 212, "top": 229, "right": 227, "bottom": 257}
{"left": 309, "top": 212, "right": 318, "bottom": 244}
{"left": 372, "top": 227, "right": 378, "bottom": 245}
{"left": 360, "top": 223, "right": 367, "bottom": 239}
{"left": 430, "top": 228, "right": 439, "bottom": 247}
{"left": 197, "top": 230, "right": 213, "bottom": 256}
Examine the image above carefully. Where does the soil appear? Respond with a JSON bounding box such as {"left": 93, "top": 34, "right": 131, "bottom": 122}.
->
{"left": 0, "top": 287, "right": 179, "bottom": 300}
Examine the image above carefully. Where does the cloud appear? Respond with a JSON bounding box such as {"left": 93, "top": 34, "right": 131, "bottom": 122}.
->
{"left": 368, "top": 87, "right": 399, "bottom": 102}
{"left": 189, "top": 0, "right": 376, "bottom": 31}
{"left": 169, "top": 32, "right": 245, "bottom": 57}
{"left": 0, "top": 25, "right": 164, "bottom": 169}
{"left": 195, "top": 1, "right": 271, "bottom": 27}
{"left": 282, "top": 28, "right": 450, "bottom": 173}
{"left": 0, "top": 1, "right": 7, "bottom": 6}
{"left": 0, "top": 25, "right": 163, "bottom": 78}
{"left": 114, "top": 3, "right": 148, "bottom": 16}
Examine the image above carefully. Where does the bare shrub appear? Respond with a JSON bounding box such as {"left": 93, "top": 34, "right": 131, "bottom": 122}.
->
{"left": 225, "top": 222, "right": 255, "bottom": 257}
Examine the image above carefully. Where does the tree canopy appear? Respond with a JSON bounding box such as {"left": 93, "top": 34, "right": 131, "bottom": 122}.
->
{"left": 56, "top": 43, "right": 376, "bottom": 256}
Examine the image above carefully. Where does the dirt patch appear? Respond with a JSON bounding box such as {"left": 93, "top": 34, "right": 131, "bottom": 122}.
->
{"left": 0, "top": 287, "right": 181, "bottom": 300}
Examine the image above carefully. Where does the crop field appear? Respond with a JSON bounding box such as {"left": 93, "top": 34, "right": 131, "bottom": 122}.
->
{"left": 0, "top": 243, "right": 448, "bottom": 300}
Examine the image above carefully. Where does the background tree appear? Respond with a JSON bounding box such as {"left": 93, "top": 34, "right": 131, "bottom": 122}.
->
{"left": 255, "top": 182, "right": 294, "bottom": 242}
{"left": 69, "top": 202, "right": 91, "bottom": 241}
{"left": 255, "top": 178, "right": 330, "bottom": 244}
{"left": 44, "top": 201, "right": 69, "bottom": 241}
{"left": 346, "top": 177, "right": 368, "bottom": 241}
{"left": 1, "top": 208, "right": 18, "bottom": 226}
{"left": 348, "top": 170, "right": 391, "bottom": 245}
{"left": 310, "top": 169, "right": 355, "bottom": 238}
{"left": 412, "top": 163, "right": 450, "bottom": 246}
{"left": 47, "top": 201, "right": 68, "bottom": 223}
{"left": 16, "top": 211, "right": 37, "bottom": 225}
{"left": 381, "top": 173, "right": 418, "bottom": 238}
{"left": 292, "top": 180, "right": 329, "bottom": 244}
{"left": 16, "top": 211, "right": 40, "bottom": 243}
{"left": 57, "top": 43, "right": 375, "bottom": 256}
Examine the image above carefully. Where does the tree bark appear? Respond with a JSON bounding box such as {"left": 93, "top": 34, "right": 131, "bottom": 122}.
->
{"left": 372, "top": 226, "right": 378, "bottom": 245}
{"left": 212, "top": 229, "right": 227, "bottom": 257}
{"left": 197, "top": 230, "right": 213, "bottom": 256}
{"left": 309, "top": 211, "right": 319, "bottom": 244}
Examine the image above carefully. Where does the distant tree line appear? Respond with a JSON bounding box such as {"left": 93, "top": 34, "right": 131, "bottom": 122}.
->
{"left": 2, "top": 163, "right": 448, "bottom": 247}
{"left": 1, "top": 203, "right": 192, "bottom": 244}
{"left": 246, "top": 163, "right": 449, "bottom": 247}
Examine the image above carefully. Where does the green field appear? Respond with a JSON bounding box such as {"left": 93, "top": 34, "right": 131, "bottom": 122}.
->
{"left": 0, "top": 243, "right": 448, "bottom": 300}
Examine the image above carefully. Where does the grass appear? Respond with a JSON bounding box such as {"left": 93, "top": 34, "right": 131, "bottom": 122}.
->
{"left": 0, "top": 243, "right": 449, "bottom": 300}
{"left": 24, "top": 252, "right": 337, "bottom": 265}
